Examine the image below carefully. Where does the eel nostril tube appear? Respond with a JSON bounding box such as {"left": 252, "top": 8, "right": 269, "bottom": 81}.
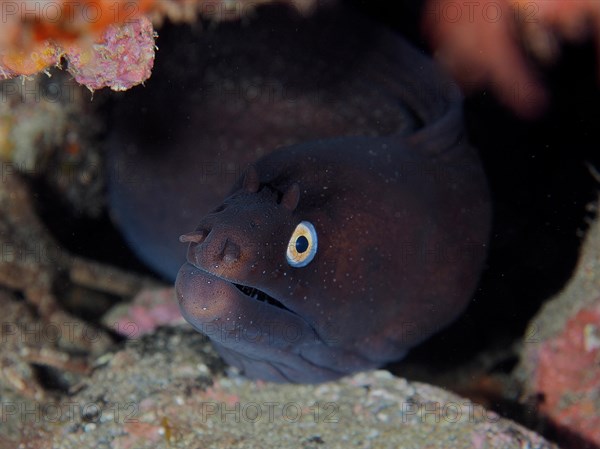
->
{"left": 180, "top": 230, "right": 208, "bottom": 244}
{"left": 222, "top": 239, "right": 241, "bottom": 264}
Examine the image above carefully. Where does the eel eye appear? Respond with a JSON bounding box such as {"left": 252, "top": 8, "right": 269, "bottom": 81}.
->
{"left": 286, "top": 221, "right": 318, "bottom": 267}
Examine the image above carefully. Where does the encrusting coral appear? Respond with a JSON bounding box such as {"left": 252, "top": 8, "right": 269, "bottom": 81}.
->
{"left": 0, "top": 0, "right": 323, "bottom": 91}
{"left": 2, "top": 0, "right": 599, "bottom": 107}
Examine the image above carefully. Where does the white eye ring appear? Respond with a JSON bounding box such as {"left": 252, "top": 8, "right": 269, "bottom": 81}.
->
{"left": 286, "top": 221, "right": 318, "bottom": 267}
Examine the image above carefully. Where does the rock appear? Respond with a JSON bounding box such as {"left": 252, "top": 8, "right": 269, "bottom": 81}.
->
{"left": 102, "top": 287, "right": 186, "bottom": 338}
{"left": 0, "top": 327, "right": 557, "bottom": 449}
{"left": 517, "top": 198, "right": 600, "bottom": 449}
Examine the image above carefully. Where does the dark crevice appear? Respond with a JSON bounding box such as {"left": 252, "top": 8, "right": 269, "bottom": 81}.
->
{"left": 30, "top": 175, "right": 158, "bottom": 279}
{"left": 31, "top": 364, "right": 72, "bottom": 394}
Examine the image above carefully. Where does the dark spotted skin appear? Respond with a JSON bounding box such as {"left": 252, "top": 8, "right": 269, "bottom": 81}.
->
{"left": 108, "top": 5, "right": 491, "bottom": 382}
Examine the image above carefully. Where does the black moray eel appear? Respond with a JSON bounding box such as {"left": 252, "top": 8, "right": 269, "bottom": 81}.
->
{"left": 107, "top": 4, "right": 491, "bottom": 382}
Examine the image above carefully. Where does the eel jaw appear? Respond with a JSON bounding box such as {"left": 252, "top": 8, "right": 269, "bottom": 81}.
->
{"left": 175, "top": 262, "right": 378, "bottom": 383}
{"left": 175, "top": 262, "right": 303, "bottom": 327}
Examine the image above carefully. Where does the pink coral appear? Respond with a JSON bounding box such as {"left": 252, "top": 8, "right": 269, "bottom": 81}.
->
{"left": 66, "top": 16, "right": 155, "bottom": 91}
{"left": 533, "top": 304, "right": 600, "bottom": 447}
{"left": 106, "top": 287, "right": 185, "bottom": 338}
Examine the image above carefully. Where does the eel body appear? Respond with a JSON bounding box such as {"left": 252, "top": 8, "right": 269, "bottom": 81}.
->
{"left": 107, "top": 5, "right": 491, "bottom": 382}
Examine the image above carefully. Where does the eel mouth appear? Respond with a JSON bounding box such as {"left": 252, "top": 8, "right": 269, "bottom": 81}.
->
{"left": 233, "top": 283, "right": 290, "bottom": 312}
{"left": 176, "top": 262, "right": 305, "bottom": 327}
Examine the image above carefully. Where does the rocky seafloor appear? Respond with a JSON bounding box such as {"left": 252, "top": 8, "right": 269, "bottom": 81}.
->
{"left": 1, "top": 325, "right": 560, "bottom": 449}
